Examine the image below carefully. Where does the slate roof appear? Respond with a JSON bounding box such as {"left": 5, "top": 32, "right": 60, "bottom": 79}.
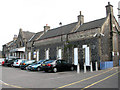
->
{"left": 6, "top": 41, "right": 14, "bottom": 47}
{"left": 29, "top": 31, "right": 44, "bottom": 42}
{"left": 38, "top": 22, "right": 77, "bottom": 40}
{"left": 76, "top": 17, "right": 106, "bottom": 32}
{"left": 22, "top": 31, "right": 35, "bottom": 41}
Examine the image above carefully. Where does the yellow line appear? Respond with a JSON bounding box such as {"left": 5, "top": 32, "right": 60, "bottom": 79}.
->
{"left": 55, "top": 68, "right": 114, "bottom": 89}
{"left": 0, "top": 80, "right": 33, "bottom": 90}
{"left": 0, "top": 81, "right": 23, "bottom": 88}
{"left": 81, "top": 71, "right": 120, "bottom": 90}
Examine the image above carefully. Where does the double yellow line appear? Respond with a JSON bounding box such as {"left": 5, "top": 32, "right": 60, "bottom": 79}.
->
{"left": 55, "top": 68, "right": 116, "bottom": 89}
{"left": 82, "top": 71, "right": 119, "bottom": 90}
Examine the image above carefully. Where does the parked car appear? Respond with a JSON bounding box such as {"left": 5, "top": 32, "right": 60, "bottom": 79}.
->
{"left": 0, "top": 58, "right": 5, "bottom": 66}
{"left": 41, "top": 59, "right": 75, "bottom": 73}
{"left": 28, "top": 60, "right": 49, "bottom": 71}
{"left": 4, "top": 56, "right": 20, "bottom": 67}
{"left": 20, "top": 60, "right": 36, "bottom": 70}
{"left": 13, "top": 59, "right": 27, "bottom": 67}
{"left": 4, "top": 58, "right": 19, "bottom": 67}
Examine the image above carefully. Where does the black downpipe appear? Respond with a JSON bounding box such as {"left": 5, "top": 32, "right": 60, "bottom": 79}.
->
{"left": 109, "top": 13, "right": 113, "bottom": 61}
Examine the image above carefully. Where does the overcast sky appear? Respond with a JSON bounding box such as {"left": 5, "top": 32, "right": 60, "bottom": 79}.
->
{"left": 0, "top": 0, "right": 119, "bottom": 51}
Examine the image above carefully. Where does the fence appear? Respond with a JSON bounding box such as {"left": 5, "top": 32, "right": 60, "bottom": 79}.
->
{"left": 100, "top": 61, "right": 113, "bottom": 70}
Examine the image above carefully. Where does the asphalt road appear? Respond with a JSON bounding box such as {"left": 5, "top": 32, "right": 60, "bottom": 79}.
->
{"left": 0, "top": 66, "right": 120, "bottom": 90}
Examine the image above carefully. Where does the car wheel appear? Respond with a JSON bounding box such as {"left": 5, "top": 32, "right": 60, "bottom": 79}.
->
{"left": 26, "top": 66, "right": 28, "bottom": 70}
{"left": 21, "top": 68, "right": 24, "bottom": 70}
{"left": 11, "top": 64, "right": 13, "bottom": 67}
{"left": 44, "top": 70, "right": 48, "bottom": 72}
{"left": 53, "top": 68, "right": 57, "bottom": 73}
{"left": 37, "top": 67, "right": 41, "bottom": 71}
{"left": 70, "top": 66, "right": 74, "bottom": 71}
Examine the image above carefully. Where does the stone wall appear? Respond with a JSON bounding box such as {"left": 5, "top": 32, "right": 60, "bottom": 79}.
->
{"left": 34, "top": 36, "right": 62, "bottom": 47}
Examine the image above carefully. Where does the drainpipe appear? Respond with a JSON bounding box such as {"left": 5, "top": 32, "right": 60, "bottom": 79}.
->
{"left": 109, "top": 13, "right": 113, "bottom": 61}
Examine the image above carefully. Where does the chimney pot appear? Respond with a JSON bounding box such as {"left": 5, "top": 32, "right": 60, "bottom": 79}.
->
{"left": 13, "top": 35, "right": 17, "bottom": 41}
{"left": 105, "top": 2, "right": 113, "bottom": 16}
{"left": 44, "top": 25, "right": 50, "bottom": 32}
{"left": 80, "top": 11, "right": 81, "bottom": 15}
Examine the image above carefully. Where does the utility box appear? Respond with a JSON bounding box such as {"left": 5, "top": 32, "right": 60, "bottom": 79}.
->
{"left": 100, "top": 61, "right": 113, "bottom": 70}
{"left": 119, "top": 60, "right": 120, "bottom": 66}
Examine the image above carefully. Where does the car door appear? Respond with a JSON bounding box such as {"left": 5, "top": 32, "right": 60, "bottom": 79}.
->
{"left": 56, "top": 60, "right": 62, "bottom": 71}
{"left": 61, "top": 60, "right": 68, "bottom": 70}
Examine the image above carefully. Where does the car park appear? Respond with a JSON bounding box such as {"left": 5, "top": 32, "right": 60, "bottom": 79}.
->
{"left": 13, "top": 59, "right": 27, "bottom": 67}
{"left": 41, "top": 59, "right": 75, "bottom": 73}
{"left": 20, "top": 60, "right": 36, "bottom": 70}
{"left": 28, "top": 60, "right": 49, "bottom": 71}
{"left": 0, "top": 58, "right": 5, "bottom": 66}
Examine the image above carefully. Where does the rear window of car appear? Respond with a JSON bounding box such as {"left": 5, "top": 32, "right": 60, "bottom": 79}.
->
{"left": 37, "top": 60, "right": 44, "bottom": 64}
{"left": 14, "top": 60, "right": 18, "bottom": 62}
{"left": 44, "top": 60, "right": 55, "bottom": 64}
{"left": 61, "top": 60, "right": 67, "bottom": 64}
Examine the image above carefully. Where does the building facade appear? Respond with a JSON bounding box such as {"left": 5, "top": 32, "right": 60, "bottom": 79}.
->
{"left": 2, "top": 29, "right": 35, "bottom": 59}
{"left": 118, "top": 1, "right": 120, "bottom": 25}
{"left": 2, "top": 2, "right": 120, "bottom": 69}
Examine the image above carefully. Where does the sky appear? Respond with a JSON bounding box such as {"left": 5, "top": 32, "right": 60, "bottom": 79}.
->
{"left": 0, "top": 0, "right": 119, "bottom": 51}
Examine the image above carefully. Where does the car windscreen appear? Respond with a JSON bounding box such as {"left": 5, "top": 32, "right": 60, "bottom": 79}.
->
{"left": 14, "top": 60, "right": 18, "bottom": 62}
{"left": 26, "top": 60, "right": 35, "bottom": 64}
{"left": 21, "top": 60, "right": 28, "bottom": 63}
{"left": 44, "top": 60, "right": 55, "bottom": 64}
{"left": 37, "top": 60, "right": 45, "bottom": 64}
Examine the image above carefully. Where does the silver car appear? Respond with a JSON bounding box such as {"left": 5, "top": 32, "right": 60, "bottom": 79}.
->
{"left": 13, "top": 59, "right": 27, "bottom": 67}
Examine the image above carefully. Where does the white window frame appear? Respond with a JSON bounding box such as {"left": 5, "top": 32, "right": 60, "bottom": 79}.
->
{"left": 36, "top": 50, "right": 39, "bottom": 61}
{"left": 45, "top": 49, "right": 49, "bottom": 59}
{"left": 57, "top": 48, "right": 62, "bottom": 59}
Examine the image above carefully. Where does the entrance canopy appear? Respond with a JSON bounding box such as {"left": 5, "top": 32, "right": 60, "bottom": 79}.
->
{"left": 10, "top": 47, "right": 25, "bottom": 52}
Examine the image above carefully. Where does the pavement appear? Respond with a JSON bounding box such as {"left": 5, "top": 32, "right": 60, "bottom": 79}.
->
{"left": 0, "top": 66, "right": 120, "bottom": 90}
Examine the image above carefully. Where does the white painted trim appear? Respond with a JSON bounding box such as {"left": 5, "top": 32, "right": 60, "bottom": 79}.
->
{"left": 36, "top": 50, "right": 39, "bottom": 61}
{"left": 74, "top": 48, "right": 78, "bottom": 65}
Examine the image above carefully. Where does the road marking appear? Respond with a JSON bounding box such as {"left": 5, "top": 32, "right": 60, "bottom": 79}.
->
{"left": 81, "top": 71, "right": 120, "bottom": 90}
{"left": 0, "top": 80, "right": 32, "bottom": 90}
{"left": 0, "top": 80, "right": 23, "bottom": 88}
{"left": 54, "top": 68, "right": 114, "bottom": 89}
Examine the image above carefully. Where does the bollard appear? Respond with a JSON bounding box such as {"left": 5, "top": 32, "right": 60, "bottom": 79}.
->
{"left": 96, "top": 62, "right": 98, "bottom": 71}
{"left": 84, "top": 63, "right": 86, "bottom": 73}
{"left": 90, "top": 62, "right": 93, "bottom": 72}
{"left": 77, "top": 63, "right": 80, "bottom": 74}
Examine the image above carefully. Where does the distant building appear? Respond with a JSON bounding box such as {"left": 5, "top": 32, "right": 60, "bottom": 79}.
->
{"left": 0, "top": 52, "right": 1, "bottom": 58}
{"left": 118, "top": 1, "right": 120, "bottom": 25}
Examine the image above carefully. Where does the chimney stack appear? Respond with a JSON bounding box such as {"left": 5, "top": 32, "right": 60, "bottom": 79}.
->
{"left": 105, "top": 2, "right": 113, "bottom": 16}
{"left": 44, "top": 24, "right": 50, "bottom": 32}
{"left": 13, "top": 35, "right": 17, "bottom": 41}
{"left": 78, "top": 11, "right": 84, "bottom": 25}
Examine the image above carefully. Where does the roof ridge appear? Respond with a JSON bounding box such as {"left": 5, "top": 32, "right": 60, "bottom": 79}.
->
{"left": 23, "top": 31, "right": 35, "bottom": 34}
{"left": 83, "top": 17, "right": 106, "bottom": 25}
{"left": 48, "top": 22, "right": 77, "bottom": 32}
